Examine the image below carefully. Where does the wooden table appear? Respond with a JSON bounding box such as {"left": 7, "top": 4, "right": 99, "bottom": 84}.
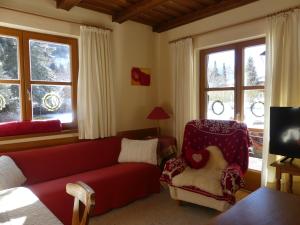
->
{"left": 206, "top": 187, "right": 300, "bottom": 225}
{"left": 0, "top": 187, "right": 63, "bottom": 225}
{"left": 271, "top": 159, "right": 300, "bottom": 193}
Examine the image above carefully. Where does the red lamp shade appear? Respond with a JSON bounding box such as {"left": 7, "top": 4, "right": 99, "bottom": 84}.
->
{"left": 147, "top": 107, "right": 170, "bottom": 120}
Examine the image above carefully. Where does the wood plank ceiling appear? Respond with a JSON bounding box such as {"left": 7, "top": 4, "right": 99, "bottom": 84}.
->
{"left": 56, "top": 0, "right": 258, "bottom": 32}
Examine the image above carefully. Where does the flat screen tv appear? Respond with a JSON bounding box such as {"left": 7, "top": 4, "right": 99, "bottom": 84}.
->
{"left": 270, "top": 107, "right": 300, "bottom": 161}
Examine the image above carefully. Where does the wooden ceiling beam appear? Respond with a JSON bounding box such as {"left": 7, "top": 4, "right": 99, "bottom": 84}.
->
{"left": 78, "top": 1, "right": 115, "bottom": 15}
{"left": 113, "top": 0, "right": 169, "bottom": 23}
{"left": 153, "top": 0, "right": 259, "bottom": 32}
{"left": 56, "top": 0, "right": 82, "bottom": 10}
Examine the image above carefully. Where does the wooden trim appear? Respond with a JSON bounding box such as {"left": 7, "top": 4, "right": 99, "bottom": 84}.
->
{"left": 205, "top": 87, "right": 235, "bottom": 91}
{"left": 0, "top": 136, "right": 79, "bottom": 152}
{"left": 199, "top": 49, "right": 206, "bottom": 119}
{"left": 0, "top": 80, "right": 20, "bottom": 84}
{"left": 23, "top": 30, "right": 77, "bottom": 45}
{"left": 244, "top": 169, "right": 261, "bottom": 191}
{"left": 168, "top": 5, "right": 300, "bottom": 43}
{"left": 56, "top": 0, "right": 83, "bottom": 11}
{"left": 117, "top": 127, "right": 158, "bottom": 139}
{"left": 200, "top": 44, "right": 236, "bottom": 56}
{"left": 71, "top": 37, "right": 78, "bottom": 128}
{"left": 248, "top": 127, "right": 264, "bottom": 132}
{"left": 0, "top": 127, "right": 159, "bottom": 153}
{"left": 30, "top": 81, "right": 72, "bottom": 85}
{"left": 0, "top": 129, "right": 77, "bottom": 141}
{"left": 0, "top": 26, "right": 22, "bottom": 37}
{"left": 22, "top": 31, "right": 32, "bottom": 121}
{"left": 199, "top": 37, "right": 265, "bottom": 120}
{"left": 0, "top": 6, "right": 112, "bottom": 31}
{"left": 0, "top": 27, "right": 24, "bottom": 120}
{"left": 0, "top": 28, "right": 80, "bottom": 129}
{"left": 154, "top": 0, "right": 259, "bottom": 32}
{"left": 235, "top": 43, "right": 242, "bottom": 120}
{"left": 242, "top": 86, "right": 264, "bottom": 90}
{"left": 112, "top": 0, "right": 169, "bottom": 23}
{"left": 19, "top": 31, "right": 26, "bottom": 121}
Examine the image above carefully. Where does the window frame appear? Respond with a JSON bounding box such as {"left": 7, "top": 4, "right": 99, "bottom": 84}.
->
{"left": 199, "top": 38, "right": 265, "bottom": 127}
{"left": 0, "top": 26, "right": 78, "bottom": 129}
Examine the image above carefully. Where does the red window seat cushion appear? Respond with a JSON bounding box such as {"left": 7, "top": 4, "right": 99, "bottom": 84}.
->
{"left": 0, "top": 120, "right": 62, "bottom": 137}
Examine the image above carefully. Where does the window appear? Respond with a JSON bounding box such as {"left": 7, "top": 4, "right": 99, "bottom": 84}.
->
{"left": 0, "top": 27, "right": 78, "bottom": 129}
{"left": 200, "top": 38, "right": 265, "bottom": 171}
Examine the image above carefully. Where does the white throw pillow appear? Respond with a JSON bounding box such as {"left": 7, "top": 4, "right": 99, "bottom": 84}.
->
{"left": 118, "top": 138, "right": 158, "bottom": 165}
{"left": 0, "top": 156, "right": 27, "bottom": 191}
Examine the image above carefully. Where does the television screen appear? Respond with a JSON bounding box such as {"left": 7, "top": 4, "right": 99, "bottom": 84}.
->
{"left": 270, "top": 107, "right": 300, "bottom": 159}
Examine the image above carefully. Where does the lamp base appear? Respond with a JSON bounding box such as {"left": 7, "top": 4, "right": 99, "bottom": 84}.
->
{"left": 157, "top": 126, "right": 161, "bottom": 137}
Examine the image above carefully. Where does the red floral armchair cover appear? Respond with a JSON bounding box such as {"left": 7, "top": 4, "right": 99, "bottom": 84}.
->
{"left": 160, "top": 119, "right": 251, "bottom": 204}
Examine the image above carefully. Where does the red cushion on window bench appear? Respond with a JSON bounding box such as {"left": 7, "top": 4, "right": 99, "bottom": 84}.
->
{"left": 0, "top": 120, "right": 62, "bottom": 137}
{"left": 185, "top": 147, "right": 210, "bottom": 169}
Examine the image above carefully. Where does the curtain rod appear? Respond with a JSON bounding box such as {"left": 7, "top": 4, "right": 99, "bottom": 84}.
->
{"left": 169, "top": 5, "right": 300, "bottom": 44}
{"left": 0, "top": 6, "right": 113, "bottom": 32}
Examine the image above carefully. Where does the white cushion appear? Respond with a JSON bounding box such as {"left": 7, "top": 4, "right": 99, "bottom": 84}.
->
{"left": 172, "top": 146, "right": 228, "bottom": 196}
{"left": 205, "top": 146, "right": 228, "bottom": 171}
{"left": 0, "top": 156, "right": 27, "bottom": 191}
{"left": 172, "top": 167, "right": 223, "bottom": 196}
{"left": 118, "top": 138, "right": 158, "bottom": 165}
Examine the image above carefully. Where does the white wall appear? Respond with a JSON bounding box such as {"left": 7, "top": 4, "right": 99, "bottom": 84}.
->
{"left": 113, "top": 22, "right": 157, "bottom": 131}
{"left": 0, "top": 0, "right": 158, "bottom": 136}
{"left": 157, "top": 0, "right": 300, "bottom": 136}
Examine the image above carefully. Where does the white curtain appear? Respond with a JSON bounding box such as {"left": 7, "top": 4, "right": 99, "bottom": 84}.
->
{"left": 262, "top": 9, "right": 300, "bottom": 186}
{"left": 78, "top": 26, "right": 116, "bottom": 139}
{"left": 171, "top": 38, "right": 196, "bottom": 152}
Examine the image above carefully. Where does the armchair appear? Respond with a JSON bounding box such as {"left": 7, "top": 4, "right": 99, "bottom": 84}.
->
{"left": 160, "top": 120, "right": 251, "bottom": 211}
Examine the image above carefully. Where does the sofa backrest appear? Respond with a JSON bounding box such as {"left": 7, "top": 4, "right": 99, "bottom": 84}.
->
{"left": 2, "top": 136, "right": 122, "bottom": 185}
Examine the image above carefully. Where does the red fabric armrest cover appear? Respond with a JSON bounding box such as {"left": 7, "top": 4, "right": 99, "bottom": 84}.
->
{"left": 160, "top": 157, "right": 186, "bottom": 184}
{"left": 0, "top": 120, "right": 62, "bottom": 137}
{"left": 221, "top": 164, "right": 245, "bottom": 196}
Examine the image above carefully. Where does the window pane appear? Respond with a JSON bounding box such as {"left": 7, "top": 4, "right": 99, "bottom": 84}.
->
{"left": 0, "top": 84, "right": 21, "bottom": 122}
{"left": 30, "top": 40, "right": 71, "bottom": 82}
{"left": 207, "top": 91, "right": 234, "bottom": 120}
{"left": 31, "top": 85, "right": 72, "bottom": 123}
{"left": 249, "top": 130, "right": 263, "bottom": 171}
{"left": 0, "top": 36, "right": 18, "bottom": 80}
{"left": 243, "top": 90, "right": 264, "bottom": 129}
{"left": 206, "top": 50, "right": 235, "bottom": 88}
{"left": 244, "top": 45, "right": 266, "bottom": 86}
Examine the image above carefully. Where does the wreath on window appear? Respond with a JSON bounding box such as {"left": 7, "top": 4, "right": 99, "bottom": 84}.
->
{"left": 0, "top": 94, "right": 6, "bottom": 111}
{"left": 250, "top": 101, "right": 264, "bottom": 117}
{"left": 42, "top": 92, "right": 62, "bottom": 112}
{"left": 211, "top": 100, "right": 225, "bottom": 115}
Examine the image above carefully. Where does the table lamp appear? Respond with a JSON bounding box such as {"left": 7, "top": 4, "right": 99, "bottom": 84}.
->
{"left": 147, "top": 106, "right": 170, "bottom": 136}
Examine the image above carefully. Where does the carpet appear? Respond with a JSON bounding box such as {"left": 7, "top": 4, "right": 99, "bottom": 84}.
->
{"left": 90, "top": 189, "right": 219, "bottom": 225}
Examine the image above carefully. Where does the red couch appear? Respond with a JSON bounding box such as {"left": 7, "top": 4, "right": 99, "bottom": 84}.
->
{"left": 2, "top": 137, "right": 161, "bottom": 225}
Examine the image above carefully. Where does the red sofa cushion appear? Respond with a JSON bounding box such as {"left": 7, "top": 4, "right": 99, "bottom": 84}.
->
{"left": 0, "top": 120, "right": 62, "bottom": 137}
{"left": 28, "top": 163, "right": 161, "bottom": 225}
{"left": 3, "top": 137, "right": 122, "bottom": 185}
